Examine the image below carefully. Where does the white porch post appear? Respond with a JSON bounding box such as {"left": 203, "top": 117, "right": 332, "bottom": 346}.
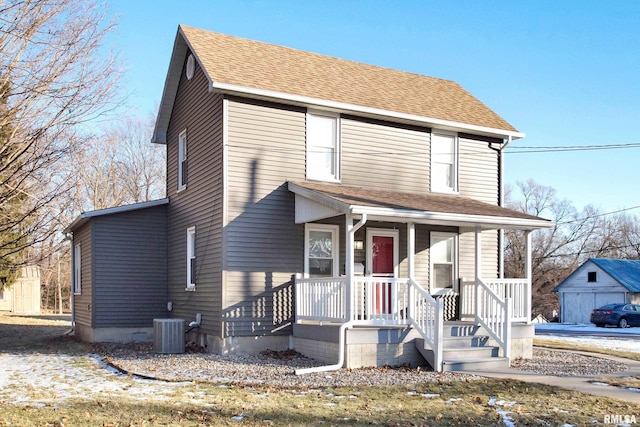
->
{"left": 345, "top": 213, "right": 354, "bottom": 321}
{"left": 346, "top": 213, "right": 367, "bottom": 322}
{"left": 524, "top": 230, "right": 533, "bottom": 324}
{"left": 474, "top": 227, "right": 482, "bottom": 323}
{"left": 407, "top": 223, "right": 415, "bottom": 279}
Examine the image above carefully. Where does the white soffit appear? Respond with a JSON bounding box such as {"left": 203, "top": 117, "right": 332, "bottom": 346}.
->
{"left": 295, "top": 194, "right": 342, "bottom": 224}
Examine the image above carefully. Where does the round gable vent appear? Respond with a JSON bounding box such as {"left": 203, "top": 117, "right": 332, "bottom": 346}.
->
{"left": 186, "top": 54, "right": 195, "bottom": 80}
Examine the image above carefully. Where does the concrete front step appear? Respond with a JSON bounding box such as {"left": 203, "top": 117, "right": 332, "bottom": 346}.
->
{"left": 443, "top": 335, "right": 490, "bottom": 348}
{"left": 442, "top": 345, "right": 499, "bottom": 360}
{"left": 415, "top": 325, "right": 507, "bottom": 371}
{"left": 441, "top": 356, "right": 509, "bottom": 371}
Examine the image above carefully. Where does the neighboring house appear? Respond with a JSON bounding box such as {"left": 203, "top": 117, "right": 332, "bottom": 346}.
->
{"left": 0, "top": 266, "right": 41, "bottom": 314}
{"left": 65, "top": 25, "right": 553, "bottom": 371}
{"left": 554, "top": 258, "right": 640, "bottom": 324}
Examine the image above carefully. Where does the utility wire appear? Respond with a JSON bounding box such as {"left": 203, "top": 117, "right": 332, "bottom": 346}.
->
{"left": 507, "top": 142, "right": 640, "bottom": 154}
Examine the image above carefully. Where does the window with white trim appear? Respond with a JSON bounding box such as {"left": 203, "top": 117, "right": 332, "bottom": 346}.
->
{"left": 186, "top": 227, "right": 196, "bottom": 290}
{"left": 73, "top": 243, "right": 82, "bottom": 295}
{"left": 431, "top": 132, "right": 458, "bottom": 193}
{"left": 430, "top": 232, "right": 458, "bottom": 294}
{"left": 305, "top": 224, "right": 339, "bottom": 277}
{"left": 178, "top": 129, "right": 187, "bottom": 191}
{"left": 306, "top": 111, "right": 340, "bottom": 182}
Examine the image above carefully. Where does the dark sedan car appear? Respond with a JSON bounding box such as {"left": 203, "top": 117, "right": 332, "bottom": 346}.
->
{"left": 590, "top": 303, "right": 640, "bottom": 328}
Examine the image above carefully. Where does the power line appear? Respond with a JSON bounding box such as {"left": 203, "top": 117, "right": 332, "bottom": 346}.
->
{"left": 559, "top": 205, "right": 640, "bottom": 224}
{"left": 532, "top": 242, "right": 640, "bottom": 260}
{"left": 507, "top": 142, "right": 640, "bottom": 154}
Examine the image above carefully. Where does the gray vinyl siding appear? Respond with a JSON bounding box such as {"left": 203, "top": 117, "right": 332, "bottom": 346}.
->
{"left": 459, "top": 229, "right": 499, "bottom": 280}
{"left": 92, "top": 206, "right": 167, "bottom": 327}
{"left": 225, "top": 99, "right": 305, "bottom": 336}
{"left": 458, "top": 135, "right": 500, "bottom": 279}
{"left": 166, "top": 53, "right": 224, "bottom": 337}
{"left": 458, "top": 136, "right": 499, "bottom": 204}
{"left": 341, "top": 118, "right": 430, "bottom": 191}
{"left": 73, "top": 223, "right": 93, "bottom": 327}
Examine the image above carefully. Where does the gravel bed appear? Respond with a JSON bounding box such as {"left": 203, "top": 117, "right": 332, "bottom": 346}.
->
{"left": 511, "top": 348, "right": 629, "bottom": 377}
{"left": 100, "top": 344, "right": 629, "bottom": 388}
{"left": 100, "top": 344, "right": 481, "bottom": 389}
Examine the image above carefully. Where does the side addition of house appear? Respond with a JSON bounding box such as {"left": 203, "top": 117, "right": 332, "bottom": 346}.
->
{"left": 66, "top": 25, "right": 554, "bottom": 372}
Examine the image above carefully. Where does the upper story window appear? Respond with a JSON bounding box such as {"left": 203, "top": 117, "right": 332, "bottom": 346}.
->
{"left": 431, "top": 132, "right": 458, "bottom": 193}
{"left": 306, "top": 111, "right": 340, "bottom": 182}
{"left": 178, "top": 129, "right": 187, "bottom": 191}
{"left": 587, "top": 271, "right": 597, "bottom": 282}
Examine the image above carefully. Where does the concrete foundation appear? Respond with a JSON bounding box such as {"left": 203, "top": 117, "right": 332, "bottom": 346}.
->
{"left": 74, "top": 323, "right": 153, "bottom": 343}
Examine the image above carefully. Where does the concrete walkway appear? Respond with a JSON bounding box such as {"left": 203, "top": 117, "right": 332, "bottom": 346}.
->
{"left": 462, "top": 349, "right": 640, "bottom": 403}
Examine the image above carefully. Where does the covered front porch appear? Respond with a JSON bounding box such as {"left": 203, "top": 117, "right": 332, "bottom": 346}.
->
{"left": 288, "top": 181, "right": 554, "bottom": 372}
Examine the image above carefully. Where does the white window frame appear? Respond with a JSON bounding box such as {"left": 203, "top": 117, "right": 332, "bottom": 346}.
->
{"left": 178, "top": 129, "right": 187, "bottom": 191}
{"left": 429, "top": 231, "right": 458, "bottom": 295}
{"left": 186, "top": 226, "right": 196, "bottom": 291}
{"left": 306, "top": 111, "right": 340, "bottom": 182}
{"left": 304, "top": 223, "right": 339, "bottom": 278}
{"left": 430, "top": 131, "right": 458, "bottom": 193}
{"left": 73, "top": 243, "right": 82, "bottom": 295}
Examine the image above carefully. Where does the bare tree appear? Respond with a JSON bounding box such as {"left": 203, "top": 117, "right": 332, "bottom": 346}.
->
{"left": 504, "top": 180, "right": 605, "bottom": 319}
{"left": 65, "top": 114, "right": 165, "bottom": 213}
{"left": 0, "top": 0, "right": 123, "bottom": 275}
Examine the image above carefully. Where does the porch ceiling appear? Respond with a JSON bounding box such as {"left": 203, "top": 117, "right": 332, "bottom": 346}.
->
{"left": 288, "top": 181, "right": 554, "bottom": 231}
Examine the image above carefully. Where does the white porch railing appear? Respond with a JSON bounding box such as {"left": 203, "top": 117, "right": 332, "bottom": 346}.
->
{"left": 460, "top": 278, "right": 530, "bottom": 323}
{"left": 295, "top": 276, "right": 444, "bottom": 371}
{"left": 407, "top": 279, "right": 443, "bottom": 372}
{"left": 475, "top": 279, "right": 511, "bottom": 359}
{"left": 295, "top": 277, "right": 347, "bottom": 323}
{"left": 352, "top": 277, "right": 409, "bottom": 325}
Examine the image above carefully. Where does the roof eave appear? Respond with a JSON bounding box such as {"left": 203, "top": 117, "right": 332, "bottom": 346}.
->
{"left": 289, "top": 182, "right": 554, "bottom": 231}
{"left": 63, "top": 199, "right": 170, "bottom": 234}
{"left": 211, "top": 82, "right": 525, "bottom": 140}
{"left": 350, "top": 206, "right": 554, "bottom": 230}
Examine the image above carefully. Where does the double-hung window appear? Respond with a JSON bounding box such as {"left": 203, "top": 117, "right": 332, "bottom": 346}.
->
{"left": 186, "top": 227, "right": 196, "bottom": 291}
{"left": 431, "top": 132, "right": 458, "bottom": 193}
{"left": 73, "top": 243, "right": 82, "bottom": 295}
{"left": 178, "top": 129, "right": 187, "bottom": 191}
{"left": 306, "top": 111, "right": 340, "bottom": 182}
{"left": 430, "top": 232, "right": 457, "bottom": 294}
{"left": 305, "top": 224, "right": 339, "bottom": 278}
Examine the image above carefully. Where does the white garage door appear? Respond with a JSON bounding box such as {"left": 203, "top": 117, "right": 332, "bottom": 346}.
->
{"left": 562, "top": 292, "right": 626, "bottom": 324}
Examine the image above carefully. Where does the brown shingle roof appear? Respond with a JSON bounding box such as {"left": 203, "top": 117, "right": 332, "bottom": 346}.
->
{"left": 290, "top": 181, "right": 548, "bottom": 224}
{"left": 180, "top": 25, "right": 518, "bottom": 133}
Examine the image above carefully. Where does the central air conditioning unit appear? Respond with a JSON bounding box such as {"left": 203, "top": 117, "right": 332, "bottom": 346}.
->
{"left": 153, "top": 318, "right": 185, "bottom": 354}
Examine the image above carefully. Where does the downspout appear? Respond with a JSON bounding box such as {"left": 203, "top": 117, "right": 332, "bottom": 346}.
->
{"left": 295, "top": 213, "right": 367, "bottom": 375}
{"left": 489, "top": 136, "right": 511, "bottom": 279}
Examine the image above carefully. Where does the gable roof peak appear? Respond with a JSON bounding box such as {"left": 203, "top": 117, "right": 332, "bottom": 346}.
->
{"left": 153, "top": 24, "right": 523, "bottom": 144}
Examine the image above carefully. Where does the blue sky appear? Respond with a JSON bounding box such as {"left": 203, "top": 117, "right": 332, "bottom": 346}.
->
{"left": 105, "top": 0, "right": 640, "bottom": 214}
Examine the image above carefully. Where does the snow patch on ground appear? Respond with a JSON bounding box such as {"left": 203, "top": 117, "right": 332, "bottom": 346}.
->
{"left": 0, "top": 352, "right": 191, "bottom": 406}
{"left": 536, "top": 324, "right": 640, "bottom": 353}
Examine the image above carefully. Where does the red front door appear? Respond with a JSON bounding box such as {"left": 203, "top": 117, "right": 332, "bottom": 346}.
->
{"left": 372, "top": 236, "right": 394, "bottom": 277}
{"left": 371, "top": 235, "right": 394, "bottom": 314}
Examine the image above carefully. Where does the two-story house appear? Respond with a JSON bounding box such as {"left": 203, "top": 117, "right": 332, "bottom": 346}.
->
{"left": 65, "top": 25, "right": 553, "bottom": 372}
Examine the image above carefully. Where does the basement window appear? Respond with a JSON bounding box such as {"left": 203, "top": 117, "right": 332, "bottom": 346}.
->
{"left": 587, "top": 271, "right": 597, "bottom": 282}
